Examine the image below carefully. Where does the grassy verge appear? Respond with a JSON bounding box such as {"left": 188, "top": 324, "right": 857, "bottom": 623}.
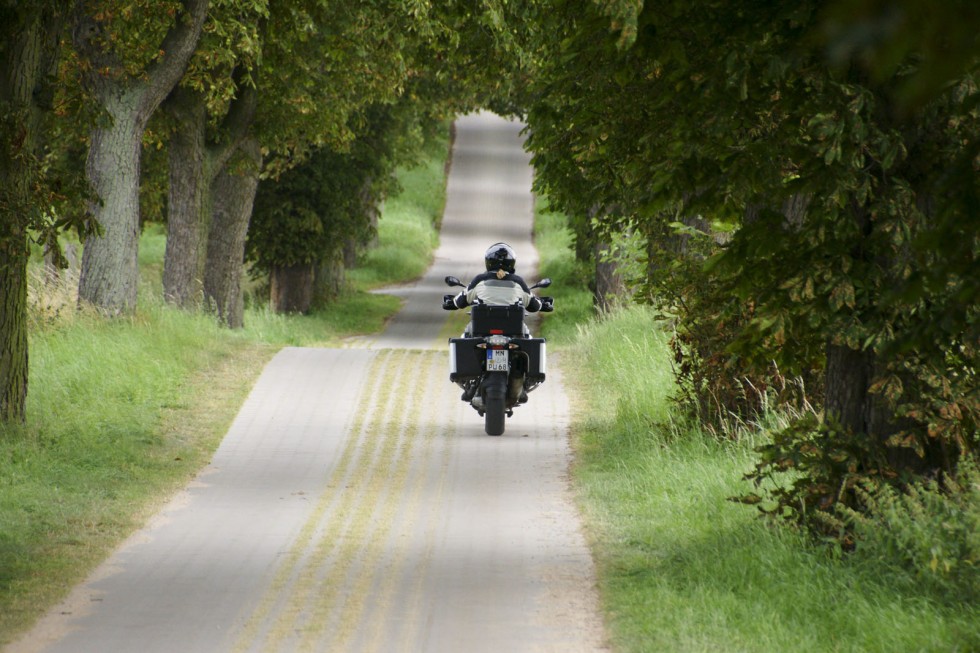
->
{"left": 535, "top": 208, "right": 979, "bottom": 652}
{"left": 0, "top": 128, "right": 449, "bottom": 645}
{"left": 533, "top": 198, "right": 593, "bottom": 346}
{"left": 1, "top": 297, "right": 274, "bottom": 643}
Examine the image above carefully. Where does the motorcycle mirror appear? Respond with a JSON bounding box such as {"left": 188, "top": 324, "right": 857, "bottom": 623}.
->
{"left": 445, "top": 275, "right": 464, "bottom": 288}
{"left": 533, "top": 278, "right": 552, "bottom": 289}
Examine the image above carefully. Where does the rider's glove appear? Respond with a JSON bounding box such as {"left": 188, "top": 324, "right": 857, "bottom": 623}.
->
{"left": 442, "top": 294, "right": 457, "bottom": 310}
{"left": 540, "top": 297, "right": 554, "bottom": 312}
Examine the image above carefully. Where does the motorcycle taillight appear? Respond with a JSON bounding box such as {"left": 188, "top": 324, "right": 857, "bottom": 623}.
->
{"left": 486, "top": 334, "right": 509, "bottom": 348}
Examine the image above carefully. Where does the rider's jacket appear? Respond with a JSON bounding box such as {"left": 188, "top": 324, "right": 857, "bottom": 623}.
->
{"left": 452, "top": 272, "right": 543, "bottom": 311}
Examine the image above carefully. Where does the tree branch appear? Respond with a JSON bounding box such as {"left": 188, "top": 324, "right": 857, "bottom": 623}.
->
{"left": 143, "top": 0, "right": 209, "bottom": 114}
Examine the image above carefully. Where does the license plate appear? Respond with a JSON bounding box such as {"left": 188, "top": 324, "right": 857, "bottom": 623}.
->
{"left": 486, "top": 349, "right": 509, "bottom": 372}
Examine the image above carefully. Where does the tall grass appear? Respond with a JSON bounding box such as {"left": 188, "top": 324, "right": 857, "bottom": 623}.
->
{"left": 1, "top": 289, "right": 266, "bottom": 642}
{"left": 533, "top": 198, "right": 593, "bottom": 345}
{"left": 565, "top": 307, "right": 979, "bottom": 653}
{"left": 533, "top": 204, "right": 980, "bottom": 652}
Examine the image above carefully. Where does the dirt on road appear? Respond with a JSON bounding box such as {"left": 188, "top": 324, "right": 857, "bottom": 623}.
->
{"left": 8, "top": 113, "right": 607, "bottom": 653}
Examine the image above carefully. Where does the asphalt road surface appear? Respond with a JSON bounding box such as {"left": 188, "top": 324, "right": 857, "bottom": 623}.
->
{"left": 9, "top": 112, "right": 607, "bottom": 653}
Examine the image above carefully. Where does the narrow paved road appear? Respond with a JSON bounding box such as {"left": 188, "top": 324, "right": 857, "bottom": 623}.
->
{"left": 9, "top": 113, "right": 606, "bottom": 653}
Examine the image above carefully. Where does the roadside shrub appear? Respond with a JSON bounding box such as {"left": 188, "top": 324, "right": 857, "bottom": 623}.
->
{"left": 638, "top": 221, "right": 819, "bottom": 438}
{"left": 841, "top": 461, "right": 980, "bottom": 602}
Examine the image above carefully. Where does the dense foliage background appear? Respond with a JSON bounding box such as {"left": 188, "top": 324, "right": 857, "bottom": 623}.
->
{"left": 514, "top": 0, "right": 978, "bottom": 542}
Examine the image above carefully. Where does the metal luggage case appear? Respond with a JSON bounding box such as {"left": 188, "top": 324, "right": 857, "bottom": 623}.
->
{"left": 449, "top": 338, "right": 484, "bottom": 381}
{"left": 517, "top": 338, "right": 547, "bottom": 380}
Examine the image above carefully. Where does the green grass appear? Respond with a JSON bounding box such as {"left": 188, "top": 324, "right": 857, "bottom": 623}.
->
{"left": 562, "top": 308, "right": 979, "bottom": 653}
{"left": 1, "top": 297, "right": 268, "bottom": 642}
{"left": 241, "top": 292, "right": 402, "bottom": 347}
{"left": 0, "top": 127, "right": 449, "bottom": 645}
{"left": 533, "top": 198, "right": 593, "bottom": 345}
{"left": 534, "top": 208, "right": 980, "bottom": 652}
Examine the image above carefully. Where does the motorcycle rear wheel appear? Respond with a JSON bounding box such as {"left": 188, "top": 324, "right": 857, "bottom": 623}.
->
{"left": 484, "top": 394, "right": 506, "bottom": 435}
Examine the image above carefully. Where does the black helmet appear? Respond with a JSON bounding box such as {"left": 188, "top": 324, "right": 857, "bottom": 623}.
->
{"left": 484, "top": 242, "right": 516, "bottom": 273}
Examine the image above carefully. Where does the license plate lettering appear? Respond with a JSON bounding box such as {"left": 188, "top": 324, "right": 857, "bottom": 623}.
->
{"left": 486, "top": 349, "right": 509, "bottom": 372}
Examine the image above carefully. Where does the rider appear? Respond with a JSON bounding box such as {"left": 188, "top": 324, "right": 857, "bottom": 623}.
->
{"left": 443, "top": 242, "right": 549, "bottom": 405}
{"left": 443, "top": 242, "right": 546, "bottom": 315}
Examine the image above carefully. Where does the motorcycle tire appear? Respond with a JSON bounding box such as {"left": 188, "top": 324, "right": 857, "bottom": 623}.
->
{"left": 484, "top": 393, "right": 506, "bottom": 436}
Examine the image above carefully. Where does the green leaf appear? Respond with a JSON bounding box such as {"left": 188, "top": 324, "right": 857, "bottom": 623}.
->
{"left": 829, "top": 280, "right": 855, "bottom": 311}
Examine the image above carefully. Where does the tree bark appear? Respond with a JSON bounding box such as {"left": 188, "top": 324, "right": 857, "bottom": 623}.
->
{"left": 78, "top": 99, "right": 144, "bottom": 312}
{"left": 0, "top": 225, "right": 28, "bottom": 424}
{"left": 0, "top": 8, "right": 60, "bottom": 422}
{"left": 204, "top": 138, "right": 260, "bottom": 328}
{"left": 594, "top": 240, "right": 624, "bottom": 312}
{"left": 824, "top": 342, "right": 873, "bottom": 435}
{"left": 822, "top": 197, "right": 927, "bottom": 472}
{"left": 313, "top": 256, "right": 346, "bottom": 308}
{"left": 163, "top": 86, "right": 209, "bottom": 307}
{"left": 75, "top": 0, "right": 209, "bottom": 314}
{"left": 359, "top": 175, "right": 380, "bottom": 254}
{"left": 164, "top": 72, "right": 256, "bottom": 309}
{"left": 271, "top": 264, "right": 315, "bottom": 314}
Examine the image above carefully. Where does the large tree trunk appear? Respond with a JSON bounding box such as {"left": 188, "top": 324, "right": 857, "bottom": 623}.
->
{"left": 163, "top": 86, "right": 209, "bottom": 307}
{"left": 822, "top": 197, "right": 931, "bottom": 475}
{"left": 78, "top": 101, "right": 144, "bottom": 312}
{"left": 0, "top": 8, "right": 60, "bottom": 422}
{"left": 271, "top": 265, "right": 315, "bottom": 314}
{"left": 818, "top": 197, "right": 879, "bottom": 439}
{"left": 0, "top": 226, "right": 28, "bottom": 424}
{"left": 204, "top": 138, "right": 260, "bottom": 328}
{"left": 164, "top": 73, "right": 256, "bottom": 309}
{"left": 824, "top": 342, "right": 873, "bottom": 435}
{"left": 587, "top": 204, "right": 626, "bottom": 311}
{"left": 313, "top": 256, "right": 346, "bottom": 308}
{"left": 74, "top": 0, "right": 208, "bottom": 314}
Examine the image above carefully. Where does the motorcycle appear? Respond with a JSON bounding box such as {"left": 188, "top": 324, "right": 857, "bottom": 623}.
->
{"left": 442, "top": 275, "right": 554, "bottom": 436}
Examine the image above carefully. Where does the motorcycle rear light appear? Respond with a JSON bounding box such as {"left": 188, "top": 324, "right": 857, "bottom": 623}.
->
{"left": 486, "top": 334, "right": 509, "bottom": 347}
{"left": 490, "top": 329, "right": 504, "bottom": 335}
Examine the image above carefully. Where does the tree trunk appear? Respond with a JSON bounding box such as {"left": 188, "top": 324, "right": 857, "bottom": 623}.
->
{"left": 271, "top": 264, "right": 315, "bottom": 314}
{"left": 78, "top": 100, "right": 144, "bottom": 313}
{"left": 313, "top": 255, "right": 346, "bottom": 308}
{"left": 164, "top": 70, "right": 256, "bottom": 309}
{"left": 360, "top": 175, "right": 380, "bottom": 253}
{"left": 163, "top": 86, "right": 210, "bottom": 307}
{"left": 822, "top": 197, "right": 933, "bottom": 475}
{"left": 204, "top": 138, "right": 261, "bottom": 329}
{"left": 74, "top": 0, "right": 208, "bottom": 314}
{"left": 0, "top": 9, "right": 59, "bottom": 422}
{"left": 0, "top": 227, "right": 28, "bottom": 424}
{"left": 594, "top": 240, "right": 624, "bottom": 312}
{"left": 824, "top": 342, "right": 873, "bottom": 435}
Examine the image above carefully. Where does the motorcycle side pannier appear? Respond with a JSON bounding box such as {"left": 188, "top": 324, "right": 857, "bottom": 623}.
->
{"left": 520, "top": 338, "right": 547, "bottom": 380}
{"left": 449, "top": 338, "right": 483, "bottom": 381}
